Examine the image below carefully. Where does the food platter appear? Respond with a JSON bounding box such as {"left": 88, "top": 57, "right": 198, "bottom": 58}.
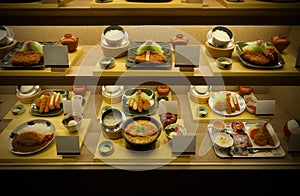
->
{"left": 245, "top": 122, "right": 280, "bottom": 149}
{"left": 7, "top": 119, "right": 55, "bottom": 155}
{"left": 207, "top": 121, "right": 285, "bottom": 158}
{"left": 29, "top": 89, "right": 68, "bottom": 117}
{"left": 121, "top": 88, "right": 156, "bottom": 116}
{"left": 208, "top": 91, "right": 245, "bottom": 116}
{"left": 235, "top": 41, "right": 285, "bottom": 69}
{"left": 0, "top": 41, "right": 57, "bottom": 70}
{"left": 126, "top": 42, "right": 172, "bottom": 70}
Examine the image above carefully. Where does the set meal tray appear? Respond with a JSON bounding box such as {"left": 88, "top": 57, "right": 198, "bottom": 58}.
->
{"left": 207, "top": 120, "right": 286, "bottom": 158}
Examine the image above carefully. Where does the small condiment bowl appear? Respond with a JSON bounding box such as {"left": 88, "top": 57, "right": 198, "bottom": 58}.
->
{"left": 216, "top": 57, "right": 233, "bottom": 70}
{"left": 99, "top": 57, "right": 115, "bottom": 69}
{"left": 196, "top": 106, "right": 208, "bottom": 118}
{"left": 98, "top": 141, "right": 114, "bottom": 156}
{"left": 246, "top": 102, "right": 256, "bottom": 114}
{"left": 164, "top": 123, "right": 187, "bottom": 140}
{"left": 10, "top": 104, "right": 25, "bottom": 115}
{"left": 62, "top": 112, "right": 83, "bottom": 132}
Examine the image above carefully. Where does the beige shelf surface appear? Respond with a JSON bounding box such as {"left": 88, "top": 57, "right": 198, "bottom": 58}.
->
{"left": 90, "top": 0, "right": 203, "bottom": 9}
{"left": 202, "top": 46, "right": 300, "bottom": 77}
{"left": 0, "top": 118, "right": 91, "bottom": 162}
{"left": 0, "top": 1, "right": 59, "bottom": 9}
{"left": 218, "top": 0, "right": 300, "bottom": 8}
{"left": 187, "top": 92, "right": 265, "bottom": 122}
{"left": 3, "top": 91, "right": 91, "bottom": 121}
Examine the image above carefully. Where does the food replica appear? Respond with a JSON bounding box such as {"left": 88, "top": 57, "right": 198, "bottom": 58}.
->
{"left": 135, "top": 39, "right": 167, "bottom": 63}
{"left": 11, "top": 41, "right": 43, "bottom": 66}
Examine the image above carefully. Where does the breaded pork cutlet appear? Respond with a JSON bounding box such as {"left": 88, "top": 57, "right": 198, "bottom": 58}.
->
{"left": 240, "top": 50, "right": 270, "bottom": 65}
{"left": 11, "top": 51, "right": 42, "bottom": 66}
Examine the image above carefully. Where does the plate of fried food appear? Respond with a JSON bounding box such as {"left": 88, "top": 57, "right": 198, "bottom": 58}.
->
{"left": 208, "top": 91, "right": 246, "bottom": 116}
{"left": 8, "top": 119, "right": 55, "bottom": 155}
{"left": 0, "top": 41, "right": 57, "bottom": 70}
{"left": 121, "top": 88, "right": 156, "bottom": 116}
{"left": 30, "top": 89, "right": 68, "bottom": 117}
{"left": 126, "top": 40, "right": 172, "bottom": 70}
{"left": 235, "top": 40, "right": 285, "bottom": 69}
{"left": 245, "top": 121, "right": 280, "bottom": 149}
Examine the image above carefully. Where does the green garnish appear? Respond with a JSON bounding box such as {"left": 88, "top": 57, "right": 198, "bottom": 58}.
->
{"left": 136, "top": 125, "right": 146, "bottom": 132}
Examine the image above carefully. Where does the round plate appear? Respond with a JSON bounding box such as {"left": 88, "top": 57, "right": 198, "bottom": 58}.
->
{"left": 8, "top": 119, "right": 56, "bottom": 155}
{"left": 208, "top": 91, "right": 246, "bottom": 116}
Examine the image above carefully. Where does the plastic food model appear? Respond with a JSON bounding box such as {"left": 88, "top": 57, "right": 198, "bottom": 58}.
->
{"left": 240, "top": 40, "right": 278, "bottom": 65}
{"left": 11, "top": 41, "right": 43, "bottom": 66}
{"left": 126, "top": 89, "right": 151, "bottom": 112}
{"left": 60, "top": 33, "right": 78, "bottom": 52}
{"left": 135, "top": 39, "right": 167, "bottom": 63}
{"left": 271, "top": 35, "right": 290, "bottom": 53}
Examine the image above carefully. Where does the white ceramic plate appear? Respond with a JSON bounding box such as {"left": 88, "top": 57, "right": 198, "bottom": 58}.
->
{"left": 244, "top": 122, "right": 280, "bottom": 149}
{"left": 8, "top": 119, "right": 56, "bottom": 155}
{"left": 208, "top": 91, "right": 246, "bottom": 116}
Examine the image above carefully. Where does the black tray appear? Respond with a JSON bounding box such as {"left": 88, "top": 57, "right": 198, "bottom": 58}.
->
{"left": 126, "top": 42, "right": 172, "bottom": 70}
{"left": 0, "top": 41, "right": 57, "bottom": 70}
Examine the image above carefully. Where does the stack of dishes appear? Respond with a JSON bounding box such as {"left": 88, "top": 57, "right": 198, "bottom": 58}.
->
{"left": 190, "top": 85, "right": 212, "bottom": 104}
{"left": 205, "top": 26, "right": 235, "bottom": 58}
{"left": 16, "top": 85, "right": 41, "bottom": 104}
{"left": 100, "top": 25, "right": 129, "bottom": 58}
{"left": 102, "top": 85, "right": 124, "bottom": 104}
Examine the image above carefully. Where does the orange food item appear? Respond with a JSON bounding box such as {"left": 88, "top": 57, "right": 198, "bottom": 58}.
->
{"left": 249, "top": 128, "right": 259, "bottom": 139}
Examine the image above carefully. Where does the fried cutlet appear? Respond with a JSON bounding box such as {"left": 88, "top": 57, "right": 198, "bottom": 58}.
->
{"left": 263, "top": 46, "right": 278, "bottom": 62}
{"left": 240, "top": 50, "right": 270, "bottom": 65}
{"left": 135, "top": 51, "right": 167, "bottom": 63}
{"left": 11, "top": 51, "right": 42, "bottom": 66}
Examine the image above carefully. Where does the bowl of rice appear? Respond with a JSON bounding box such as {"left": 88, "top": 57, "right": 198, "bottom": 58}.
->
{"left": 211, "top": 26, "right": 233, "bottom": 48}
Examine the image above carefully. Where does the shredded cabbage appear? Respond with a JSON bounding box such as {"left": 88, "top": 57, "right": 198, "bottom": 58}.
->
{"left": 242, "top": 40, "right": 268, "bottom": 54}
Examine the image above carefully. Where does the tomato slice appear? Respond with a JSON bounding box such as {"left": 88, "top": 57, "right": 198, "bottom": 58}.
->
{"left": 249, "top": 128, "right": 259, "bottom": 139}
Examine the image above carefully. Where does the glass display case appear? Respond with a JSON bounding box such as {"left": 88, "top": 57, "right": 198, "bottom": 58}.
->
{"left": 0, "top": 0, "right": 300, "bottom": 194}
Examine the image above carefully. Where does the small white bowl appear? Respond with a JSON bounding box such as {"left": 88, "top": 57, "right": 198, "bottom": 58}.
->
{"left": 102, "top": 25, "right": 126, "bottom": 47}
{"left": 216, "top": 57, "right": 233, "bottom": 70}
{"left": 246, "top": 102, "right": 256, "bottom": 114}
{"left": 99, "top": 57, "right": 115, "bottom": 69}
{"left": 213, "top": 132, "right": 234, "bottom": 149}
{"left": 211, "top": 26, "right": 233, "bottom": 48}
